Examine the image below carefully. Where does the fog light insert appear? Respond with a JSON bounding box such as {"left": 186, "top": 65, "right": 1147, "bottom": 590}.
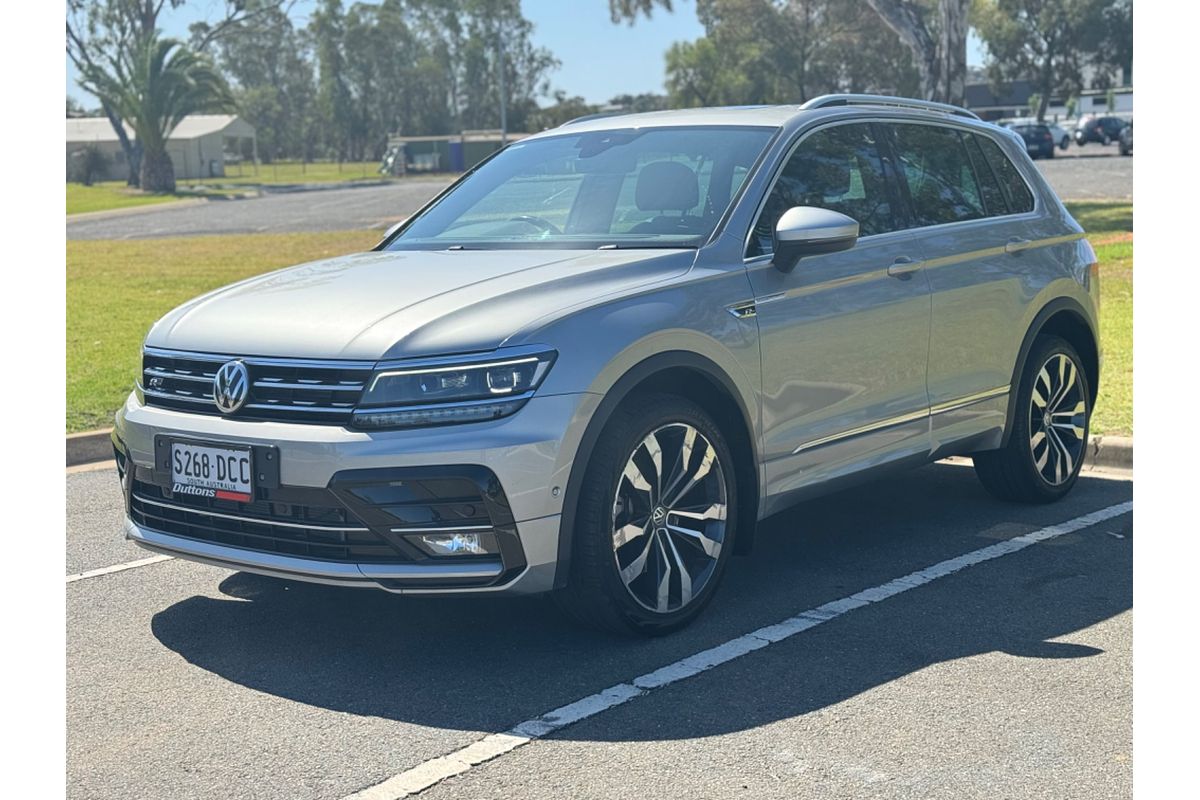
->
{"left": 408, "top": 530, "right": 500, "bottom": 557}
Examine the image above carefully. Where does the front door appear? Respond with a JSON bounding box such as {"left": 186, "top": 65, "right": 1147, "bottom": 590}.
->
{"left": 744, "top": 122, "right": 933, "bottom": 504}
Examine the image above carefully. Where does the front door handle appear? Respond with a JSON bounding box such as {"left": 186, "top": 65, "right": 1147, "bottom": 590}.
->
{"left": 1005, "top": 237, "right": 1033, "bottom": 254}
{"left": 887, "top": 256, "right": 923, "bottom": 279}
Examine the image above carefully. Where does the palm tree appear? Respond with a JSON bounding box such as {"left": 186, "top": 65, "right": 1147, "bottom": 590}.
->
{"left": 78, "top": 34, "right": 235, "bottom": 193}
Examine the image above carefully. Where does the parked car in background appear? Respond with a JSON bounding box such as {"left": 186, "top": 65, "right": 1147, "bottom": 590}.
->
{"left": 1074, "top": 115, "right": 1126, "bottom": 146}
{"left": 1119, "top": 120, "right": 1133, "bottom": 155}
{"left": 114, "top": 95, "right": 1099, "bottom": 635}
{"left": 1009, "top": 123, "right": 1057, "bottom": 159}
{"left": 998, "top": 118, "right": 1071, "bottom": 150}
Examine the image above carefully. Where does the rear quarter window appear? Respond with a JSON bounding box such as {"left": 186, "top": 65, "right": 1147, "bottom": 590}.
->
{"left": 974, "top": 133, "right": 1035, "bottom": 214}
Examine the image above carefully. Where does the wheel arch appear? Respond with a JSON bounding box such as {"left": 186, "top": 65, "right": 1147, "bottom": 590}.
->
{"left": 1000, "top": 297, "right": 1099, "bottom": 448}
{"left": 552, "top": 351, "right": 761, "bottom": 590}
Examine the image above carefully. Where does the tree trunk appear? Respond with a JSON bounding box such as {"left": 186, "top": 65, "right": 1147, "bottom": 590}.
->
{"left": 938, "top": 0, "right": 968, "bottom": 106}
{"left": 101, "top": 102, "right": 141, "bottom": 187}
{"left": 865, "top": 0, "right": 969, "bottom": 104}
{"left": 141, "top": 149, "right": 176, "bottom": 193}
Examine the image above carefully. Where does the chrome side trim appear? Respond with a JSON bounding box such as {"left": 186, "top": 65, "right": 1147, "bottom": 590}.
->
{"left": 929, "top": 385, "right": 1011, "bottom": 415}
{"left": 792, "top": 409, "right": 930, "bottom": 454}
{"left": 726, "top": 301, "right": 757, "bottom": 319}
{"left": 132, "top": 494, "right": 370, "bottom": 533}
{"left": 791, "top": 386, "right": 1010, "bottom": 454}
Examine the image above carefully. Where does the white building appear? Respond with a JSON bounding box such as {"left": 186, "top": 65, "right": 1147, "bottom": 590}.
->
{"left": 65, "top": 114, "right": 257, "bottom": 181}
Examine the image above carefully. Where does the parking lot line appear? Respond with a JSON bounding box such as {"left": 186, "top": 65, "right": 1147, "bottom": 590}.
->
{"left": 66, "top": 554, "right": 174, "bottom": 584}
{"left": 342, "top": 500, "right": 1133, "bottom": 800}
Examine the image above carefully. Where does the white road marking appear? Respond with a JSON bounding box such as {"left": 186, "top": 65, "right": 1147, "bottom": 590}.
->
{"left": 342, "top": 500, "right": 1133, "bottom": 800}
{"left": 66, "top": 555, "right": 174, "bottom": 584}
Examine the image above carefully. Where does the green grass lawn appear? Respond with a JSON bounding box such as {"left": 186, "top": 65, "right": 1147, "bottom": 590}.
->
{"left": 1065, "top": 201, "right": 1133, "bottom": 437}
{"left": 65, "top": 202, "right": 1132, "bottom": 436}
{"left": 66, "top": 182, "right": 185, "bottom": 215}
{"left": 66, "top": 230, "right": 380, "bottom": 432}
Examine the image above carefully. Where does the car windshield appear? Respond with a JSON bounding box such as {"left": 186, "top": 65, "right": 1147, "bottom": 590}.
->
{"left": 384, "top": 126, "right": 775, "bottom": 250}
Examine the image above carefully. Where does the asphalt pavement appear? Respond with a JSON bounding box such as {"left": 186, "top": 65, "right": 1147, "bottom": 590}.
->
{"left": 65, "top": 177, "right": 455, "bottom": 240}
{"left": 67, "top": 460, "right": 1131, "bottom": 800}
{"left": 1033, "top": 147, "right": 1132, "bottom": 201}
{"left": 65, "top": 149, "right": 1129, "bottom": 242}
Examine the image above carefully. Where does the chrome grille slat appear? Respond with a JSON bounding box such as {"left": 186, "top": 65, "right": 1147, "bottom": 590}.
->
{"left": 142, "top": 348, "right": 375, "bottom": 424}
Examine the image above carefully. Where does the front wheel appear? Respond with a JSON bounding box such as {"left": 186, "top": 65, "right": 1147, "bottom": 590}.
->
{"left": 973, "top": 336, "right": 1091, "bottom": 503}
{"left": 554, "top": 393, "right": 737, "bottom": 635}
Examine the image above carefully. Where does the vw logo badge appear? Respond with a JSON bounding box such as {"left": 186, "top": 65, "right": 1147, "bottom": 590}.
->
{"left": 652, "top": 506, "right": 667, "bottom": 525}
{"left": 212, "top": 360, "right": 249, "bottom": 414}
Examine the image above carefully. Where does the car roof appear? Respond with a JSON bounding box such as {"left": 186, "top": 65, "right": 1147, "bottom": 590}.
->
{"left": 522, "top": 97, "right": 1004, "bottom": 143}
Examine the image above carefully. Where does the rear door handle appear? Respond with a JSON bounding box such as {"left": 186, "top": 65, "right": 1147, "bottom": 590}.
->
{"left": 1005, "top": 237, "right": 1033, "bottom": 254}
{"left": 887, "top": 256, "right": 923, "bottom": 279}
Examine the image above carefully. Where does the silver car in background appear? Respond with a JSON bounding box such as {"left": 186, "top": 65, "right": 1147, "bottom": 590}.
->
{"left": 114, "top": 94, "right": 1100, "bottom": 634}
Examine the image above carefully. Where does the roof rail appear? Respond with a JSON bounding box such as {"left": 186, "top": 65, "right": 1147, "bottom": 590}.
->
{"left": 801, "top": 94, "right": 980, "bottom": 121}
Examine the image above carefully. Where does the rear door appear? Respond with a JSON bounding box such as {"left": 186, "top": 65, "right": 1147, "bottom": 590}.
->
{"left": 744, "top": 121, "right": 933, "bottom": 502}
{"left": 881, "top": 122, "right": 1040, "bottom": 452}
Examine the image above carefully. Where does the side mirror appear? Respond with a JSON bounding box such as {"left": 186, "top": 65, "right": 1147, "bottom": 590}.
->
{"left": 773, "top": 206, "right": 859, "bottom": 273}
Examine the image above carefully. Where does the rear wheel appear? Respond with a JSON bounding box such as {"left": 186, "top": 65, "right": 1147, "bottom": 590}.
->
{"left": 555, "top": 393, "right": 737, "bottom": 635}
{"left": 974, "top": 336, "right": 1091, "bottom": 503}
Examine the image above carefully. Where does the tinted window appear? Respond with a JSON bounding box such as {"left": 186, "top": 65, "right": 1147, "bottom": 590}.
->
{"left": 974, "top": 133, "right": 1035, "bottom": 214}
{"left": 748, "top": 123, "right": 896, "bottom": 257}
{"left": 890, "top": 124, "right": 985, "bottom": 227}
{"left": 963, "top": 133, "right": 1009, "bottom": 216}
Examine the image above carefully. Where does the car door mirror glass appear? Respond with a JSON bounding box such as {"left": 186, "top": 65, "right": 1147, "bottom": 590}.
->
{"left": 773, "top": 206, "right": 859, "bottom": 272}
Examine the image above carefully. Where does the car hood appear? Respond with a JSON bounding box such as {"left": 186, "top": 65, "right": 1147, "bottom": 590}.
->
{"left": 146, "top": 247, "right": 696, "bottom": 360}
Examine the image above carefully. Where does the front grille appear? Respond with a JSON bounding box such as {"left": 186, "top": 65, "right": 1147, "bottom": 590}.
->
{"left": 141, "top": 347, "right": 375, "bottom": 424}
{"left": 129, "top": 478, "right": 405, "bottom": 563}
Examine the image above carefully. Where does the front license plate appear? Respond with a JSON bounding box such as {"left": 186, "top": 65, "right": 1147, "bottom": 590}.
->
{"left": 170, "top": 441, "right": 253, "bottom": 502}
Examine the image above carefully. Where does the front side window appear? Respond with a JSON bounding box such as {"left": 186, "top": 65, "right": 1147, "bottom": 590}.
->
{"left": 747, "top": 123, "right": 896, "bottom": 257}
{"left": 890, "top": 123, "right": 986, "bottom": 227}
{"left": 386, "top": 126, "right": 773, "bottom": 250}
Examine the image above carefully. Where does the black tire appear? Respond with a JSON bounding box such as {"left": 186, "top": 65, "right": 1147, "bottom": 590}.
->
{"left": 1045, "top": 146, "right": 1055, "bottom": 158}
{"left": 554, "top": 392, "right": 738, "bottom": 635}
{"left": 973, "top": 335, "right": 1092, "bottom": 503}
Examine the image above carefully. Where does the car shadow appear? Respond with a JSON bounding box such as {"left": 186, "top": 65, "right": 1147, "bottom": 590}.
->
{"left": 150, "top": 463, "right": 1132, "bottom": 741}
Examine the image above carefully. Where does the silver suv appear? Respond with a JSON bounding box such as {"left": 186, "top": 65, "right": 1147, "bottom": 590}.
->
{"left": 114, "top": 95, "right": 1099, "bottom": 634}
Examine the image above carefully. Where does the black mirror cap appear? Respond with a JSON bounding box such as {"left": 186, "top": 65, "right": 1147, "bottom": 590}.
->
{"left": 773, "top": 234, "right": 859, "bottom": 272}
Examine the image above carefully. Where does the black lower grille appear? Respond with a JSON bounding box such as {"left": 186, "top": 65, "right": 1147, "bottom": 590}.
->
{"left": 129, "top": 478, "right": 405, "bottom": 563}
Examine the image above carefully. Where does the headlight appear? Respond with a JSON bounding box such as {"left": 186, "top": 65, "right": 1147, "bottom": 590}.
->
{"left": 352, "top": 348, "right": 556, "bottom": 429}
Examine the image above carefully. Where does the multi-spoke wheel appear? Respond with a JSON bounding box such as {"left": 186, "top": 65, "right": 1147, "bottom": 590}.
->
{"left": 555, "top": 393, "right": 739, "bottom": 635}
{"left": 974, "top": 335, "right": 1092, "bottom": 503}
{"left": 611, "top": 423, "right": 728, "bottom": 614}
{"left": 1029, "top": 353, "right": 1087, "bottom": 486}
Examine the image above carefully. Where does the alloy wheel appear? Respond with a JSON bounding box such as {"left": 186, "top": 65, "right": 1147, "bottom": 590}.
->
{"left": 611, "top": 423, "right": 728, "bottom": 613}
{"left": 1029, "top": 353, "right": 1088, "bottom": 486}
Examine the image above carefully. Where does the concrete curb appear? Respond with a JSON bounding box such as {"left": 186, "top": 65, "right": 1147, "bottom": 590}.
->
{"left": 1084, "top": 434, "right": 1133, "bottom": 470}
{"left": 65, "top": 423, "right": 1134, "bottom": 471}
{"left": 66, "top": 197, "right": 209, "bottom": 222}
{"left": 66, "top": 428, "right": 114, "bottom": 467}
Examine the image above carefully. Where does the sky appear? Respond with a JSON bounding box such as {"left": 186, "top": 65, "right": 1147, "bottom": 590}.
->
{"left": 67, "top": 0, "right": 987, "bottom": 108}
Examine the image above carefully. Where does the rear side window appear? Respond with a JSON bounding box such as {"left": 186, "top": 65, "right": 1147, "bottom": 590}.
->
{"left": 889, "top": 124, "right": 986, "bottom": 227}
{"left": 962, "top": 133, "right": 1009, "bottom": 216}
{"left": 748, "top": 123, "right": 897, "bottom": 257}
{"left": 974, "top": 134, "right": 1035, "bottom": 214}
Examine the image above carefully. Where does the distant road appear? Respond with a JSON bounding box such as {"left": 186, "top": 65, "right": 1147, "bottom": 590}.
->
{"left": 1035, "top": 150, "right": 1132, "bottom": 201}
{"left": 66, "top": 177, "right": 455, "bottom": 240}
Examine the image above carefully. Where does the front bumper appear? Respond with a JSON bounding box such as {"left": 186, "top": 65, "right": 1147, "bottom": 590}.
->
{"left": 114, "top": 391, "right": 599, "bottom": 594}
